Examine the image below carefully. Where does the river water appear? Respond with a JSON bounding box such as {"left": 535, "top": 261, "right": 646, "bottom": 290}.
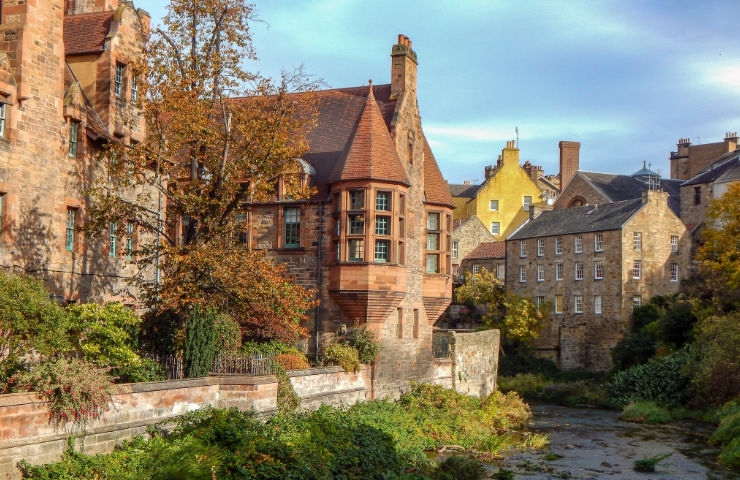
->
{"left": 491, "top": 405, "right": 739, "bottom": 480}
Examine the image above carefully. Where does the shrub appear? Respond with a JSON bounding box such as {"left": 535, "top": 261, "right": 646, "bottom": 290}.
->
{"left": 183, "top": 306, "right": 218, "bottom": 378}
{"left": 633, "top": 453, "right": 672, "bottom": 472}
{"left": 611, "top": 332, "right": 656, "bottom": 371}
{"left": 274, "top": 353, "right": 309, "bottom": 370}
{"left": 322, "top": 342, "right": 360, "bottom": 373}
{"left": 67, "top": 302, "right": 141, "bottom": 368}
{"left": 710, "top": 400, "right": 740, "bottom": 469}
{"left": 240, "top": 339, "right": 292, "bottom": 356}
{"left": 214, "top": 313, "right": 241, "bottom": 354}
{"left": 112, "top": 358, "right": 166, "bottom": 384}
{"left": 608, "top": 348, "right": 691, "bottom": 406}
{"left": 659, "top": 301, "right": 696, "bottom": 347}
{"left": 139, "top": 308, "right": 182, "bottom": 356}
{"left": 619, "top": 401, "right": 672, "bottom": 424}
{"left": 16, "top": 358, "right": 115, "bottom": 428}
{"left": 346, "top": 327, "right": 382, "bottom": 364}
{"left": 498, "top": 373, "right": 546, "bottom": 398}
{"left": 497, "top": 342, "right": 559, "bottom": 377}
{"left": 432, "top": 456, "right": 485, "bottom": 480}
{"left": 690, "top": 311, "right": 740, "bottom": 405}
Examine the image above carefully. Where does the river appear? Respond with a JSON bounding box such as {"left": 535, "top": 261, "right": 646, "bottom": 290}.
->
{"left": 492, "top": 405, "right": 739, "bottom": 479}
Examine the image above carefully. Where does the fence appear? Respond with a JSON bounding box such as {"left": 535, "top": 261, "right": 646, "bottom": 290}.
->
{"left": 143, "top": 352, "right": 277, "bottom": 380}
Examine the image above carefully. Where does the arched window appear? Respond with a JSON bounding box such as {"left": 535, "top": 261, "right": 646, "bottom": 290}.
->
{"left": 568, "top": 196, "right": 586, "bottom": 208}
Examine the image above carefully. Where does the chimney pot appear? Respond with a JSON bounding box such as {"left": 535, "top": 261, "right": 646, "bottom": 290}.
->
{"left": 398, "top": 34, "right": 404, "bottom": 44}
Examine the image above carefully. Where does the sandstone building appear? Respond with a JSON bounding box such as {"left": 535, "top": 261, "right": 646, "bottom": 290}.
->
{"left": 0, "top": 0, "right": 151, "bottom": 302}
{"left": 245, "top": 35, "right": 454, "bottom": 397}
{"left": 450, "top": 215, "right": 492, "bottom": 278}
{"left": 506, "top": 190, "right": 690, "bottom": 371}
{"left": 669, "top": 132, "right": 738, "bottom": 180}
{"left": 459, "top": 241, "right": 505, "bottom": 280}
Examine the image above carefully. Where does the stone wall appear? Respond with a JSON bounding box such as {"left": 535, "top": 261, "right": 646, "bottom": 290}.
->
{"left": 449, "top": 330, "right": 499, "bottom": 396}
{"left": 451, "top": 216, "right": 493, "bottom": 272}
{"left": 288, "top": 365, "right": 371, "bottom": 410}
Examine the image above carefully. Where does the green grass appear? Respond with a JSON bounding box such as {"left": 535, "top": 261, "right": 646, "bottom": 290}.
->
{"left": 620, "top": 401, "right": 672, "bottom": 424}
{"left": 498, "top": 373, "right": 613, "bottom": 408}
{"left": 710, "top": 400, "right": 740, "bottom": 469}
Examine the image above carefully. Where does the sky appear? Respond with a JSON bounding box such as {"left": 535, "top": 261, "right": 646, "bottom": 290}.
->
{"left": 135, "top": 0, "right": 740, "bottom": 184}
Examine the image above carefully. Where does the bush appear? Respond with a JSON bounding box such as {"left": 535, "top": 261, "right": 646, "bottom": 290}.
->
{"left": 497, "top": 343, "right": 559, "bottom": 378}
{"left": 690, "top": 312, "right": 740, "bottom": 405}
{"left": 183, "top": 306, "right": 218, "bottom": 378}
{"left": 619, "top": 401, "right": 672, "bottom": 424}
{"left": 611, "top": 332, "right": 656, "bottom": 371}
{"left": 240, "top": 339, "right": 292, "bottom": 356}
{"left": 274, "top": 353, "right": 309, "bottom": 370}
{"left": 16, "top": 358, "right": 115, "bottom": 428}
{"left": 659, "top": 301, "right": 696, "bottom": 347}
{"left": 67, "top": 302, "right": 141, "bottom": 368}
{"left": 609, "top": 348, "right": 691, "bottom": 406}
{"left": 139, "top": 308, "right": 182, "bottom": 356}
{"left": 322, "top": 342, "right": 360, "bottom": 373}
{"left": 214, "top": 313, "right": 241, "bottom": 354}
{"left": 710, "top": 400, "right": 740, "bottom": 469}
{"left": 346, "top": 327, "right": 382, "bottom": 364}
{"left": 111, "top": 358, "right": 166, "bottom": 384}
{"left": 432, "top": 456, "right": 485, "bottom": 480}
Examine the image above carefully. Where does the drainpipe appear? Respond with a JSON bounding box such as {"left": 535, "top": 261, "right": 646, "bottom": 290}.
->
{"left": 314, "top": 201, "right": 324, "bottom": 361}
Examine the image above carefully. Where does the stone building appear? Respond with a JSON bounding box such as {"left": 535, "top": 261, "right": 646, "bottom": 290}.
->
{"left": 245, "top": 35, "right": 454, "bottom": 397}
{"left": 459, "top": 241, "right": 505, "bottom": 280}
{"left": 506, "top": 190, "right": 690, "bottom": 371}
{"left": 0, "top": 0, "right": 152, "bottom": 302}
{"left": 450, "top": 215, "right": 492, "bottom": 278}
{"left": 669, "top": 132, "right": 738, "bottom": 181}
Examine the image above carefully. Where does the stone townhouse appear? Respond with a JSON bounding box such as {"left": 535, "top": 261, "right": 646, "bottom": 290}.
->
{"left": 245, "top": 35, "right": 454, "bottom": 397}
{"left": 459, "top": 241, "right": 505, "bottom": 280}
{"left": 670, "top": 132, "right": 738, "bottom": 181}
{"left": 506, "top": 190, "right": 690, "bottom": 371}
{"left": 0, "top": 0, "right": 152, "bottom": 302}
{"left": 450, "top": 215, "right": 492, "bottom": 278}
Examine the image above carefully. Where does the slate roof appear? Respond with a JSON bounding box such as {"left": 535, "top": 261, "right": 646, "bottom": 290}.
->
{"left": 448, "top": 183, "right": 480, "bottom": 198}
{"left": 508, "top": 198, "right": 643, "bottom": 240}
{"left": 328, "top": 85, "right": 409, "bottom": 186}
{"left": 464, "top": 241, "right": 506, "bottom": 260}
{"left": 682, "top": 152, "right": 740, "bottom": 186}
{"left": 576, "top": 171, "right": 682, "bottom": 215}
{"left": 64, "top": 12, "right": 114, "bottom": 56}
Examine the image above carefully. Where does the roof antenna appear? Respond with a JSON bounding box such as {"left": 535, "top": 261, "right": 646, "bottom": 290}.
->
{"left": 515, "top": 126, "right": 519, "bottom": 148}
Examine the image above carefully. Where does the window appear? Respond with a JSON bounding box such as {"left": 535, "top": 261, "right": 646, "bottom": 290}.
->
{"left": 535, "top": 296, "right": 545, "bottom": 313}
{"left": 594, "top": 261, "right": 603, "bottom": 280}
{"left": 0, "top": 103, "right": 5, "bottom": 137}
{"left": 235, "top": 213, "right": 248, "bottom": 244}
{"left": 65, "top": 208, "right": 76, "bottom": 251}
{"left": 427, "top": 212, "right": 440, "bottom": 231}
{"left": 375, "top": 239, "right": 390, "bottom": 262}
{"left": 537, "top": 239, "right": 544, "bottom": 256}
{"left": 519, "top": 265, "right": 527, "bottom": 283}
{"left": 495, "top": 264, "right": 505, "bottom": 279}
{"left": 0, "top": 193, "right": 4, "bottom": 233}
{"left": 594, "top": 295, "right": 602, "bottom": 314}
{"left": 594, "top": 232, "right": 603, "bottom": 252}
{"left": 348, "top": 238, "right": 364, "bottom": 261}
{"left": 574, "top": 295, "right": 583, "bottom": 313}
{"left": 335, "top": 218, "right": 341, "bottom": 237}
{"left": 472, "top": 264, "right": 481, "bottom": 274}
{"left": 520, "top": 241, "right": 527, "bottom": 257}
{"left": 426, "top": 254, "right": 439, "bottom": 273}
{"left": 633, "top": 232, "right": 641, "bottom": 251}
{"left": 284, "top": 207, "right": 300, "bottom": 247}
{"left": 554, "top": 295, "right": 563, "bottom": 314}
{"left": 633, "top": 260, "right": 641, "bottom": 279}
{"left": 413, "top": 309, "right": 419, "bottom": 339}
{"left": 68, "top": 122, "right": 79, "bottom": 158}
{"left": 523, "top": 195, "right": 532, "bottom": 211}
{"left": 109, "top": 221, "right": 117, "bottom": 257}
{"left": 130, "top": 76, "right": 138, "bottom": 104}
{"left": 670, "top": 263, "right": 679, "bottom": 282}
{"left": 396, "top": 308, "right": 403, "bottom": 339}
{"left": 694, "top": 186, "right": 701, "bottom": 205}
{"left": 114, "top": 64, "right": 124, "bottom": 98}
{"left": 376, "top": 191, "right": 390, "bottom": 211}
{"left": 489, "top": 199, "right": 499, "bottom": 211}
{"left": 398, "top": 242, "right": 405, "bottom": 265}
{"left": 333, "top": 193, "right": 341, "bottom": 212}
{"left": 452, "top": 241, "right": 459, "bottom": 259}
{"left": 555, "top": 262, "right": 563, "bottom": 281}
{"left": 349, "top": 214, "right": 365, "bottom": 234}
{"left": 671, "top": 235, "right": 679, "bottom": 253}
{"left": 125, "top": 222, "right": 134, "bottom": 260}
{"left": 349, "top": 190, "right": 364, "bottom": 210}
{"left": 333, "top": 241, "right": 340, "bottom": 261}
{"left": 555, "top": 237, "right": 562, "bottom": 255}
{"left": 575, "top": 262, "right": 584, "bottom": 280}
{"left": 490, "top": 222, "right": 500, "bottom": 235}
{"left": 632, "top": 296, "right": 642, "bottom": 309}
{"left": 375, "top": 215, "right": 390, "bottom": 235}
{"left": 426, "top": 233, "right": 439, "bottom": 250}
{"left": 537, "top": 264, "right": 544, "bottom": 282}
{"left": 575, "top": 234, "right": 583, "bottom": 253}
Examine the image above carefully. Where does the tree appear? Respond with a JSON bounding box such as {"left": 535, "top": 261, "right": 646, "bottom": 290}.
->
{"left": 696, "top": 182, "right": 740, "bottom": 304}
{"left": 85, "top": 0, "right": 319, "bottom": 343}
{"left": 455, "top": 268, "right": 546, "bottom": 344}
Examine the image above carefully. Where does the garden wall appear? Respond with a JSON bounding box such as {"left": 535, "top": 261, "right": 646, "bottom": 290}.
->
{"left": 432, "top": 329, "right": 500, "bottom": 397}
{"left": 288, "top": 365, "right": 371, "bottom": 410}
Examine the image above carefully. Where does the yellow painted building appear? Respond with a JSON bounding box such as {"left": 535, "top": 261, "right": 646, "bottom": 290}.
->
{"left": 448, "top": 141, "right": 547, "bottom": 241}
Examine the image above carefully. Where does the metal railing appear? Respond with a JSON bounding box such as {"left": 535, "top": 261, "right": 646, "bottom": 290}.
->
{"left": 432, "top": 332, "right": 452, "bottom": 359}
{"left": 143, "top": 352, "right": 277, "bottom": 380}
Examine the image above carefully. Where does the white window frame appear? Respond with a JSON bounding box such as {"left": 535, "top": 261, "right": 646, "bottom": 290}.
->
{"left": 594, "top": 261, "right": 603, "bottom": 280}
{"left": 555, "top": 262, "right": 563, "bottom": 281}
{"left": 451, "top": 241, "right": 459, "bottom": 259}
{"left": 522, "top": 195, "right": 532, "bottom": 211}
{"left": 633, "top": 260, "right": 641, "bottom": 279}
{"left": 594, "top": 232, "right": 603, "bottom": 252}
{"left": 535, "top": 296, "right": 545, "bottom": 313}
{"left": 594, "top": 295, "right": 602, "bottom": 314}
{"left": 520, "top": 241, "right": 527, "bottom": 258}
{"left": 555, "top": 237, "right": 563, "bottom": 255}
{"left": 114, "top": 64, "right": 124, "bottom": 98}
{"left": 537, "top": 239, "right": 544, "bottom": 256}
{"left": 519, "top": 265, "right": 527, "bottom": 283}
{"left": 537, "top": 264, "right": 544, "bottom": 282}
{"left": 472, "top": 264, "right": 481, "bottom": 274}
{"left": 574, "top": 295, "right": 583, "bottom": 314}
{"left": 574, "top": 234, "right": 583, "bottom": 253}
{"left": 555, "top": 295, "right": 563, "bottom": 314}
{"left": 633, "top": 232, "right": 642, "bottom": 251}
{"left": 632, "top": 296, "right": 642, "bottom": 309}
{"left": 0, "top": 103, "right": 6, "bottom": 137}
{"left": 670, "top": 263, "right": 679, "bottom": 282}
{"left": 489, "top": 199, "right": 499, "bottom": 211}
{"left": 495, "top": 263, "right": 504, "bottom": 279}
{"left": 491, "top": 222, "right": 500, "bottom": 235}
{"left": 671, "top": 235, "right": 679, "bottom": 253}
{"left": 575, "top": 262, "right": 584, "bottom": 280}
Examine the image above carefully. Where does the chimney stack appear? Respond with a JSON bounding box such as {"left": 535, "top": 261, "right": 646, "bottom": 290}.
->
{"left": 559, "top": 141, "right": 580, "bottom": 188}
{"left": 390, "top": 33, "right": 418, "bottom": 100}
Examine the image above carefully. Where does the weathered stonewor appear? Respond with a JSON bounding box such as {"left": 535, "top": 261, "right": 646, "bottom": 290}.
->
{"left": 431, "top": 330, "right": 500, "bottom": 397}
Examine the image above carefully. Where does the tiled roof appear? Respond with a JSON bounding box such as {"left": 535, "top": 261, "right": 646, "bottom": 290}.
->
{"left": 64, "top": 12, "right": 114, "bottom": 56}
{"left": 422, "top": 137, "right": 455, "bottom": 207}
{"left": 682, "top": 152, "right": 740, "bottom": 186}
{"left": 508, "top": 198, "right": 643, "bottom": 240}
{"left": 448, "top": 183, "right": 479, "bottom": 198}
{"left": 578, "top": 171, "right": 682, "bottom": 215}
{"left": 464, "top": 241, "right": 506, "bottom": 260}
{"left": 328, "top": 85, "right": 409, "bottom": 185}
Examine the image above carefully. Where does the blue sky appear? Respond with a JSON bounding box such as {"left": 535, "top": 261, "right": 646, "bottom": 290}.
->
{"left": 135, "top": 0, "right": 740, "bottom": 184}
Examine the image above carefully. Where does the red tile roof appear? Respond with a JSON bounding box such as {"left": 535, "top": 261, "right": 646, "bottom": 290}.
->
{"left": 422, "top": 137, "right": 454, "bottom": 207}
{"left": 328, "top": 85, "right": 409, "bottom": 185}
{"left": 64, "top": 12, "right": 114, "bottom": 56}
{"left": 464, "top": 241, "right": 506, "bottom": 260}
